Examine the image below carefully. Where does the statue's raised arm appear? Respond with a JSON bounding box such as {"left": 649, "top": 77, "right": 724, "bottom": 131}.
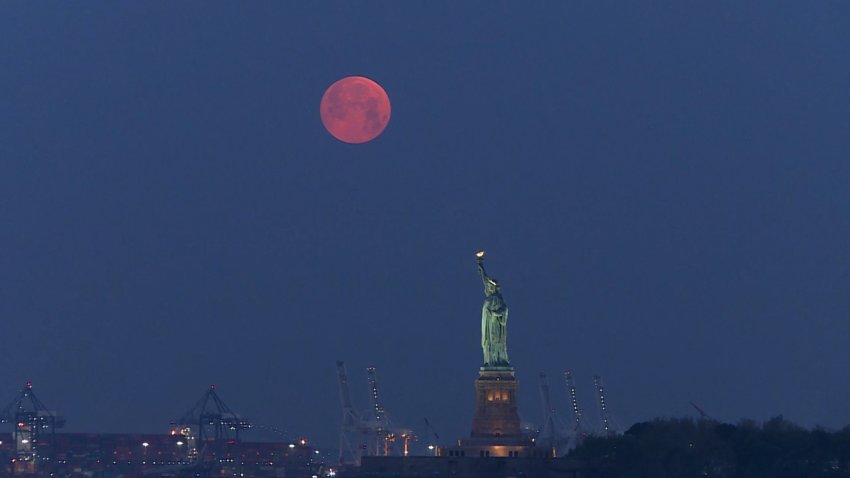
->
{"left": 476, "top": 250, "right": 497, "bottom": 296}
{"left": 477, "top": 260, "right": 491, "bottom": 291}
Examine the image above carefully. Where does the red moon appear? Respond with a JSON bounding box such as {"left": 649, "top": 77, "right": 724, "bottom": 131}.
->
{"left": 320, "top": 76, "right": 391, "bottom": 144}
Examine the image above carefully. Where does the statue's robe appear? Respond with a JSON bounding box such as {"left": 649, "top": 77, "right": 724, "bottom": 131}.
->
{"left": 482, "top": 292, "right": 509, "bottom": 367}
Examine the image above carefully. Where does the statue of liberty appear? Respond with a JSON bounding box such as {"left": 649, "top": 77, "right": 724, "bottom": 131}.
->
{"left": 475, "top": 251, "right": 510, "bottom": 368}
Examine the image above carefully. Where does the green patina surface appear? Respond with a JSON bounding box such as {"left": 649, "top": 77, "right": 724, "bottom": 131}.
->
{"left": 476, "top": 252, "right": 511, "bottom": 369}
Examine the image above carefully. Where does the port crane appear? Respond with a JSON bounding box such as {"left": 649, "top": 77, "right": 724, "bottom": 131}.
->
{"left": 336, "top": 362, "right": 414, "bottom": 465}
{"left": 537, "top": 372, "right": 568, "bottom": 455}
{"left": 563, "top": 369, "right": 593, "bottom": 444}
{"left": 593, "top": 374, "right": 619, "bottom": 435}
{"left": 0, "top": 381, "right": 65, "bottom": 474}
{"left": 366, "top": 365, "right": 388, "bottom": 451}
{"left": 337, "top": 361, "right": 369, "bottom": 465}
{"left": 366, "top": 366, "right": 414, "bottom": 457}
{"left": 171, "top": 385, "right": 251, "bottom": 467}
{"left": 423, "top": 417, "right": 440, "bottom": 454}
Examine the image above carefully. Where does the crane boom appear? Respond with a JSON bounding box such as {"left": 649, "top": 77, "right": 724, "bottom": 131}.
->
{"left": 593, "top": 374, "right": 614, "bottom": 435}
{"left": 336, "top": 361, "right": 365, "bottom": 465}
{"left": 563, "top": 370, "right": 584, "bottom": 433}
{"left": 690, "top": 401, "right": 711, "bottom": 420}
{"left": 336, "top": 361, "right": 413, "bottom": 463}
{"left": 538, "top": 372, "right": 562, "bottom": 454}
{"left": 539, "top": 372, "right": 555, "bottom": 419}
{"left": 336, "top": 361, "right": 358, "bottom": 423}
{"left": 366, "top": 366, "right": 386, "bottom": 425}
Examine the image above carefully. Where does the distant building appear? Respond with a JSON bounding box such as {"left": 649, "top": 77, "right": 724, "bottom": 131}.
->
{"left": 0, "top": 432, "right": 322, "bottom": 477}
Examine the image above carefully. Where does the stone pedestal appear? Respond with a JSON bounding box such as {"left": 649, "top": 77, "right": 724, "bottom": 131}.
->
{"left": 470, "top": 368, "right": 522, "bottom": 438}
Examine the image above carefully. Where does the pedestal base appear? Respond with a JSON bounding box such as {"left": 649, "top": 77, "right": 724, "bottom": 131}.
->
{"left": 470, "top": 368, "right": 522, "bottom": 438}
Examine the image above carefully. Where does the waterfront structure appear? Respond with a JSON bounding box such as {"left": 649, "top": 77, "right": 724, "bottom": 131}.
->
{"left": 0, "top": 432, "right": 321, "bottom": 477}
{"left": 171, "top": 385, "right": 251, "bottom": 464}
{"left": 0, "top": 382, "right": 65, "bottom": 475}
{"left": 0, "top": 385, "right": 324, "bottom": 477}
{"left": 336, "top": 362, "right": 414, "bottom": 466}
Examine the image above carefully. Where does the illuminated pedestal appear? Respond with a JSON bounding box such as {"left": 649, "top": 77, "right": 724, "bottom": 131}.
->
{"left": 470, "top": 368, "right": 522, "bottom": 438}
{"left": 438, "top": 368, "right": 545, "bottom": 459}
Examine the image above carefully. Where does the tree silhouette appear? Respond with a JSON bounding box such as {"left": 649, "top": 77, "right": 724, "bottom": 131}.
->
{"left": 569, "top": 416, "right": 850, "bottom": 478}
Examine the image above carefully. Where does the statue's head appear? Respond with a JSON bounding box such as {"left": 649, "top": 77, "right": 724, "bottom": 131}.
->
{"left": 486, "top": 278, "right": 500, "bottom": 294}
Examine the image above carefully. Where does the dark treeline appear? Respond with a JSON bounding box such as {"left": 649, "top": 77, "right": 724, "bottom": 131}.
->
{"left": 568, "top": 416, "right": 850, "bottom": 478}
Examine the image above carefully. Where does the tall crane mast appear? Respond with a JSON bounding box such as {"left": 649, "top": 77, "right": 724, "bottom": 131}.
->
{"left": 366, "top": 366, "right": 387, "bottom": 427}
{"left": 336, "top": 361, "right": 366, "bottom": 465}
{"left": 366, "top": 366, "right": 415, "bottom": 457}
{"left": 563, "top": 370, "right": 585, "bottom": 434}
{"left": 593, "top": 374, "right": 616, "bottom": 435}
{"left": 537, "top": 372, "right": 561, "bottom": 455}
{"left": 539, "top": 372, "right": 556, "bottom": 430}
{"left": 337, "top": 361, "right": 360, "bottom": 427}
{"left": 366, "top": 366, "right": 388, "bottom": 456}
{"left": 337, "top": 362, "right": 414, "bottom": 462}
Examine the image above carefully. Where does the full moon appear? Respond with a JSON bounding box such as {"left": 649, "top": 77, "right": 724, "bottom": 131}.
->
{"left": 320, "top": 76, "right": 391, "bottom": 144}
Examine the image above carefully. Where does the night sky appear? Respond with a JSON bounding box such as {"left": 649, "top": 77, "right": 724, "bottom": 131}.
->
{"left": 2, "top": 2, "right": 850, "bottom": 451}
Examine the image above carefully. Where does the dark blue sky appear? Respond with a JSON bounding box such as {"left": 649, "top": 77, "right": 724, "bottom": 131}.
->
{"left": 2, "top": 2, "right": 849, "bottom": 450}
